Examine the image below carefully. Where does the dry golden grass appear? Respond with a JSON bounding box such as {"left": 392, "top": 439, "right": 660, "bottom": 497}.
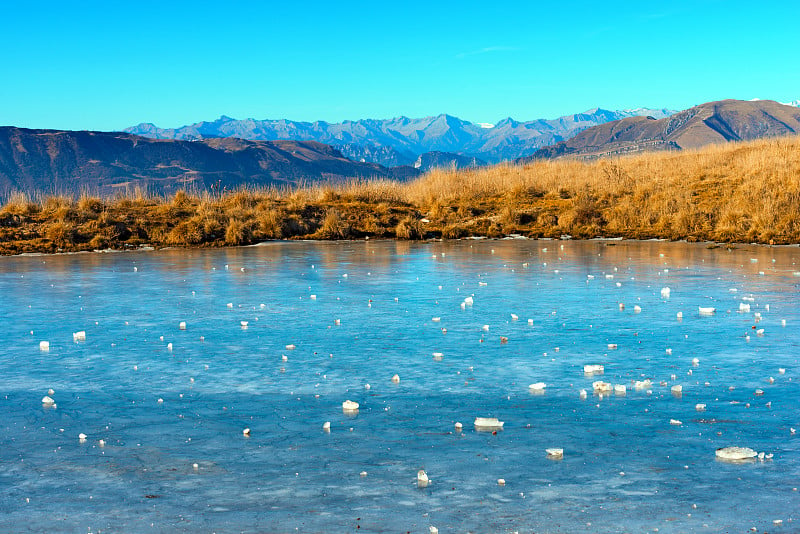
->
{"left": 1, "top": 136, "right": 800, "bottom": 253}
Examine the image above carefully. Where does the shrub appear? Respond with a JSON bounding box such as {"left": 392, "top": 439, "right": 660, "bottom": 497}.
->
{"left": 225, "top": 218, "right": 252, "bottom": 245}
{"left": 77, "top": 196, "right": 105, "bottom": 214}
{"left": 167, "top": 220, "right": 205, "bottom": 245}
{"left": 316, "top": 209, "right": 352, "bottom": 239}
{"left": 441, "top": 224, "right": 467, "bottom": 239}
{"left": 258, "top": 209, "right": 285, "bottom": 239}
{"left": 1, "top": 191, "right": 40, "bottom": 217}
{"left": 395, "top": 216, "right": 421, "bottom": 239}
{"left": 45, "top": 221, "right": 77, "bottom": 247}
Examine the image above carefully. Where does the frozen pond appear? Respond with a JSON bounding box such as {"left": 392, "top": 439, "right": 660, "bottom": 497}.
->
{"left": 1, "top": 239, "right": 799, "bottom": 533}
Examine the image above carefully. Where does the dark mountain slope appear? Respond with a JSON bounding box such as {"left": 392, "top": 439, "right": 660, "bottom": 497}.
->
{"left": 0, "top": 127, "right": 417, "bottom": 196}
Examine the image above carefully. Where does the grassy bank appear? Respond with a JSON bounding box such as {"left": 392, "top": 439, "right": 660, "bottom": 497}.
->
{"left": 1, "top": 136, "right": 800, "bottom": 254}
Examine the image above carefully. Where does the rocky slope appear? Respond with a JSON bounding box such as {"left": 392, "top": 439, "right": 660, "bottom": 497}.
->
{"left": 526, "top": 99, "right": 800, "bottom": 160}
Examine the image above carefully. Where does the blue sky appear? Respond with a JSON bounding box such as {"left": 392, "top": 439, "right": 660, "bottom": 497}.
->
{"left": 1, "top": 0, "right": 798, "bottom": 130}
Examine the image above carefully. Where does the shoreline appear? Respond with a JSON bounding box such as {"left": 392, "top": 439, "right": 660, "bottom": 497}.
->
{"left": 2, "top": 136, "right": 800, "bottom": 255}
{"left": 2, "top": 235, "right": 796, "bottom": 259}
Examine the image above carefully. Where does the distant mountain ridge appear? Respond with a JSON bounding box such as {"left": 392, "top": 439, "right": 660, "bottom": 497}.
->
{"left": 0, "top": 127, "right": 416, "bottom": 197}
{"left": 526, "top": 99, "right": 800, "bottom": 161}
{"left": 335, "top": 143, "right": 416, "bottom": 167}
{"left": 125, "top": 107, "right": 675, "bottom": 165}
{"left": 413, "top": 151, "right": 487, "bottom": 171}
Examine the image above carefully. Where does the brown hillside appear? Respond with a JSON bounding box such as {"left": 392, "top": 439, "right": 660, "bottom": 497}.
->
{"left": 529, "top": 99, "right": 800, "bottom": 159}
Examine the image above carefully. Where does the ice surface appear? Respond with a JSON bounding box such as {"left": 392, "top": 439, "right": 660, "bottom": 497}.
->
{"left": 0, "top": 240, "right": 798, "bottom": 532}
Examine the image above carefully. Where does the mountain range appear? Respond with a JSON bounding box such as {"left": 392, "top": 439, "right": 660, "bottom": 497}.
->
{"left": 2, "top": 99, "right": 798, "bottom": 198}
{"left": 526, "top": 99, "right": 800, "bottom": 160}
{"left": 125, "top": 107, "right": 675, "bottom": 166}
{"left": 0, "top": 128, "right": 415, "bottom": 197}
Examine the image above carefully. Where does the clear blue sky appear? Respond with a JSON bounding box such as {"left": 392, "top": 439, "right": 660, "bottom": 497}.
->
{"left": 1, "top": 0, "right": 798, "bottom": 131}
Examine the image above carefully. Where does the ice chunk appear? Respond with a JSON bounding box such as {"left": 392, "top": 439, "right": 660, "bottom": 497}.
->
{"left": 342, "top": 400, "right": 360, "bottom": 411}
{"left": 417, "top": 469, "right": 430, "bottom": 487}
{"left": 584, "top": 364, "right": 604, "bottom": 375}
{"left": 715, "top": 446, "right": 757, "bottom": 461}
{"left": 592, "top": 381, "right": 612, "bottom": 393}
{"left": 634, "top": 379, "right": 652, "bottom": 390}
{"left": 474, "top": 417, "right": 504, "bottom": 430}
